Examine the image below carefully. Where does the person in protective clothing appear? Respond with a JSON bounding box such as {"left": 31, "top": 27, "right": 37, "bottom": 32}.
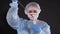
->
{"left": 6, "top": 0, "right": 51, "bottom": 34}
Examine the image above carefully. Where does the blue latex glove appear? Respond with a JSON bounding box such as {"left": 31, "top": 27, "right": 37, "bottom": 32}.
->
{"left": 31, "top": 24, "right": 41, "bottom": 33}
{"left": 12, "top": 0, "right": 18, "bottom": 2}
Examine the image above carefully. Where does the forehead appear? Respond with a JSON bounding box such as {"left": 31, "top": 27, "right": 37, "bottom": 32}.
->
{"left": 27, "top": 6, "right": 39, "bottom": 11}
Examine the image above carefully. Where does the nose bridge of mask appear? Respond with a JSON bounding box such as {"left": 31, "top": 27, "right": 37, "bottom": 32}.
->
{"left": 30, "top": 13, "right": 38, "bottom": 17}
{"left": 27, "top": 12, "right": 39, "bottom": 18}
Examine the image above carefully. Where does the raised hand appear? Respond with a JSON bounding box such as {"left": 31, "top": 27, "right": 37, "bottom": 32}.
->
{"left": 9, "top": 0, "right": 18, "bottom": 7}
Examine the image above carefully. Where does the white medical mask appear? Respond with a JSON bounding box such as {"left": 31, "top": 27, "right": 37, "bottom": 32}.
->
{"left": 27, "top": 13, "right": 39, "bottom": 20}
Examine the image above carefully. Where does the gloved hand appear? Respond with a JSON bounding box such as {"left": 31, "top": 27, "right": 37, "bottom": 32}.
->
{"left": 31, "top": 24, "right": 41, "bottom": 33}
{"left": 9, "top": 0, "right": 18, "bottom": 7}
{"left": 12, "top": 0, "right": 18, "bottom": 2}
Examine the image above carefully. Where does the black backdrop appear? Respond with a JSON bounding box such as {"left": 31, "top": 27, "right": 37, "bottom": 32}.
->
{"left": 0, "top": 0, "right": 60, "bottom": 34}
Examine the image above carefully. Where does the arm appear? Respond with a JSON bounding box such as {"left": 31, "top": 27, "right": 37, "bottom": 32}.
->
{"left": 39, "top": 22, "right": 51, "bottom": 34}
{"left": 6, "top": 1, "right": 29, "bottom": 34}
{"left": 6, "top": 0, "right": 20, "bottom": 30}
{"left": 42, "top": 25, "right": 51, "bottom": 34}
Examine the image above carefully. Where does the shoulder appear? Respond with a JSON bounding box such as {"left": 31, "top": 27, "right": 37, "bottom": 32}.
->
{"left": 37, "top": 20, "right": 50, "bottom": 29}
{"left": 38, "top": 20, "right": 51, "bottom": 34}
{"left": 18, "top": 18, "right": 28, "bottom": 22}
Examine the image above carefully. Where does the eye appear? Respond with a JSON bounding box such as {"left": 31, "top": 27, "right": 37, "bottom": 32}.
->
{"left": 34, "top": 10, "right": 37, "bottom": 13}
{"left": 29, "top": 11, "right": 32, "bottom": 13}
{"left": 28, "top": 10, "right": 37, "bottom": 13}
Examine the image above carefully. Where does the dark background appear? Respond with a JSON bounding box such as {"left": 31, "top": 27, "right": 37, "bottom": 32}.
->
{"left": 0, "top": 0, "right": 60, "bottom": 34}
